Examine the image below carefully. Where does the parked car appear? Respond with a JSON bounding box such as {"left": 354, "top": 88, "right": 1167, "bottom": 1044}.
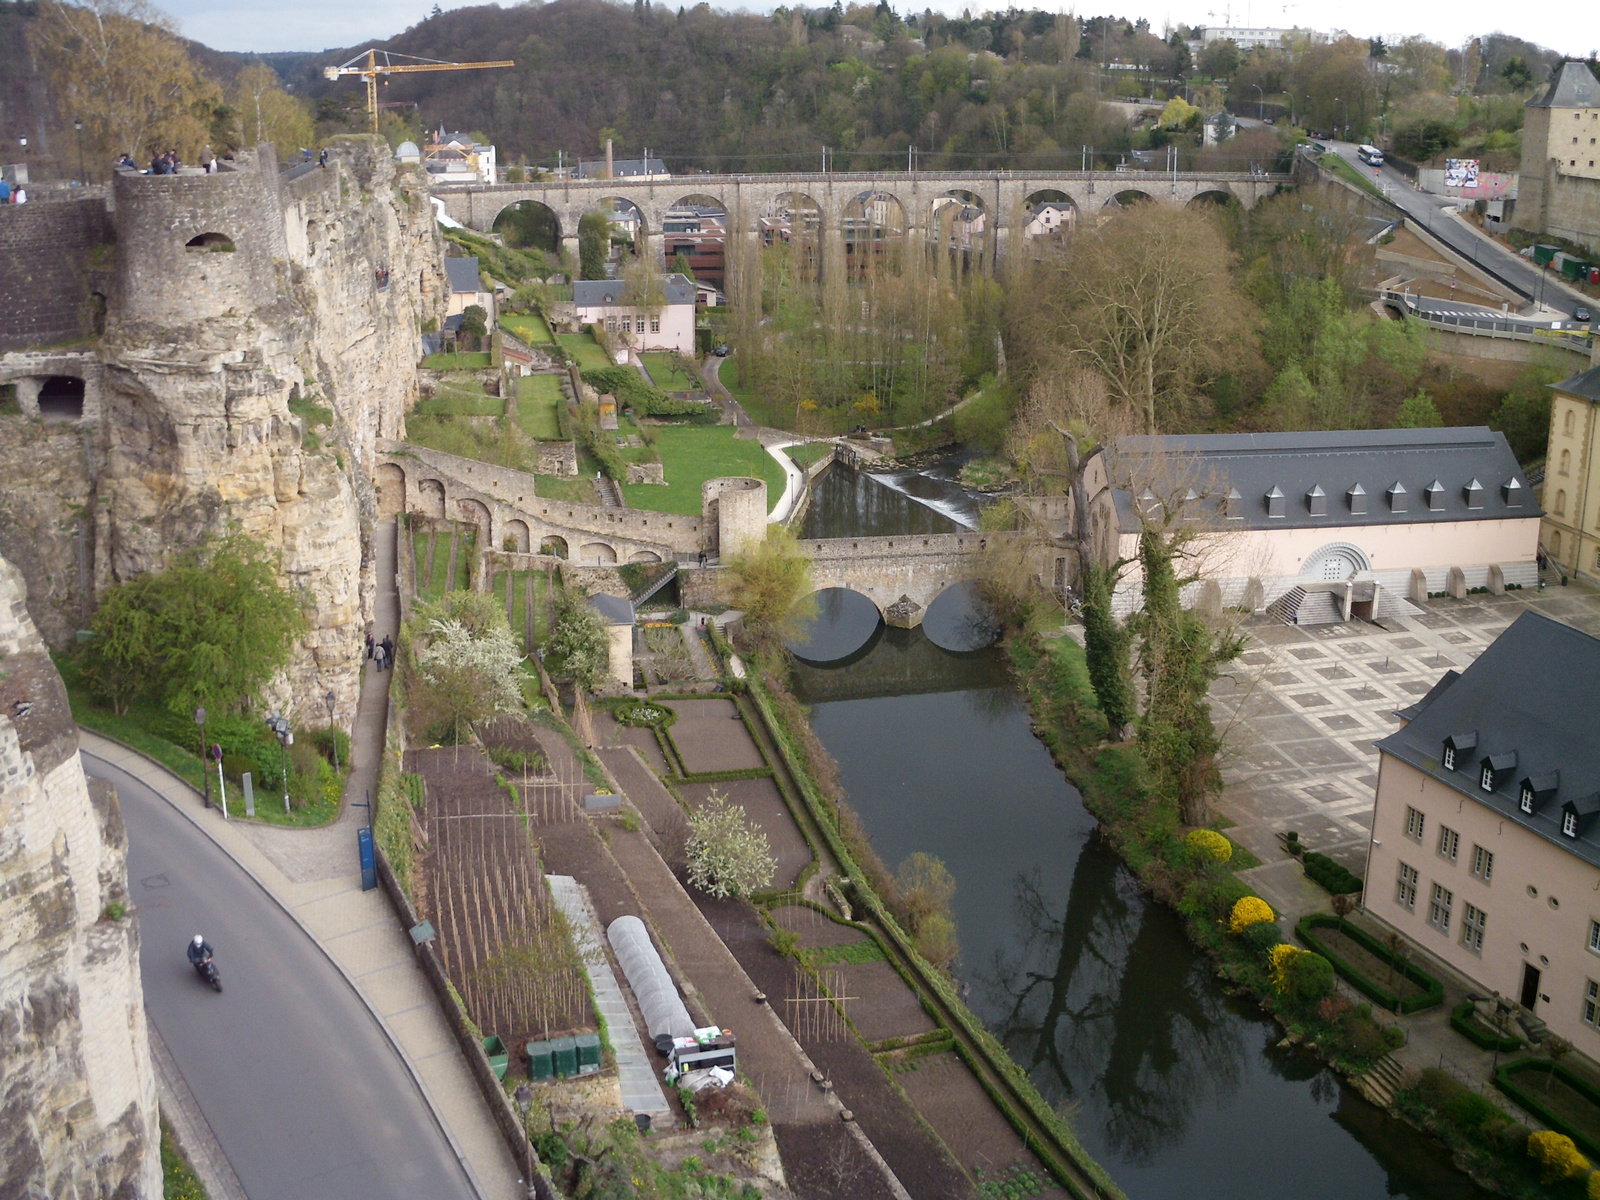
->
{"left": 713, "top": 343, "right": 731, "bottom": 356}
{"left": 1575, "top": 306, "right": 1592, "bottom": 324}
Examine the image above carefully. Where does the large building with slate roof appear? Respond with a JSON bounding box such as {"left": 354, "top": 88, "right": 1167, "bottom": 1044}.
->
{"left": 1083, "top": 427, "right": 1541, "bottom": 619}
{"left": 569, "top": 273, "right": 696, "bottom": 356}
{"left": 1545, "top": 363, "right": 1600, "bottom": 584}
{"left": 1514, "top": 60, "right": 1600, "bottom": 254}
{"left": 1364, "top": 612, "right": 1600, "bottom": 1047}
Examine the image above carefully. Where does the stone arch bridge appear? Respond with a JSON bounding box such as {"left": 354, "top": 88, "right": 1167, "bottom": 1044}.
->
{"left": 377, "top": 441, "right": 1007, "bottom": 618}
{"left": 433, "top": 168, "right": 1288, "bottom": 270}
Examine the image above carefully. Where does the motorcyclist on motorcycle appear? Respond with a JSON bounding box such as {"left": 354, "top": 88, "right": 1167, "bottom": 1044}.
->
{"left": 187, "top": 934, "right": 214, "bottom": 967}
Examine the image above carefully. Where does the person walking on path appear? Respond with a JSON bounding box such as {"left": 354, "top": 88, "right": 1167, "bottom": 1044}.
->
{"left": 379, "top": 635, "right": 395, "bottom": 671}
{"left": 365, "top": 632, "right": 374, "bottom": 661}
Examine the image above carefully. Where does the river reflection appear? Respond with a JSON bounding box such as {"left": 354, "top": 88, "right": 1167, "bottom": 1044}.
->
{"left": 791, "top": 476, "right": 1494, "bottom": 1200}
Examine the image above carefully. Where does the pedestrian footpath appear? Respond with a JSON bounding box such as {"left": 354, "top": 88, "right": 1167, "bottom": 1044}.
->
{"left": 80, "top": 520, "right": 525, "bottom": 1200}
{"left": 546, "top": 875, "right": 670, "bottom": 1117}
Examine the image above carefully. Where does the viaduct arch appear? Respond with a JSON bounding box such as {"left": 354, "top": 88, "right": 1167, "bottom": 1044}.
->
{"left": 434, "top": 169, "right": 1287, "bottom": 272}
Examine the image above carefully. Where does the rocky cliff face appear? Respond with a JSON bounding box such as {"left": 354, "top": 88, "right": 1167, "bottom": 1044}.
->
{"left": 0, "top": 555, "right": 160, "bottom": 1199}
{"left": 0, "top": 136, "right": 444, "bottom": 723}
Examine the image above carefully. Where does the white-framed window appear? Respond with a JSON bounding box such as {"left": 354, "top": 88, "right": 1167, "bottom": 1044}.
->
{"left": 1396, "top": 862, "right": 1418, "bottom": 910}
{"left": 1565, "top": 811, "right": 1580, "bottom": 838}
{"left": 1405, "top": 806, "right": 1425, "bottom": 842}
{"left": 650, "top": 317, "right": 661, "bottom": 333}
{"left": 1520, "top": 784, "right": 1535, "bottom": 814}
{"left": 1443, "top": 746, "right": 1456, "bottom": 770}
{"left": 636, "top": 318, "right": 646, "bottom": 333}
{"left": 1438, "top": 826, "right": 1460, "bottom": 863}
{"left": 1470, "top": 845, "right": 1493, "bottom": 883}
{"left": 605, "top": 317, "right": 617, "bottom": 332}
{"left": 1429, "top": 883, "right": 1453, "bottom": 934}
{"left": 1585, "top": 981, "right": 1600, "bottom": 1029}
{"left": 1480, "top": 764, "right": 1495, "bottom": 791}
{"left": 1589, "top": 920, "right": 1600, "bottom": 956}
{"left": 1461, "top": 904, "right": 1486, "bottom": 953}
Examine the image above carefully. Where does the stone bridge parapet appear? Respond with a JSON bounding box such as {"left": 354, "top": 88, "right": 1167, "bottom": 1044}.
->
{"left": 803, "top": 531, "right": 1009, "bottom": 625}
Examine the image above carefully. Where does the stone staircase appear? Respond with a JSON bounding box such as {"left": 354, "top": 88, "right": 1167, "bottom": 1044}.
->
{"left": 1352, "top": 1054, "right": 1408, "bottom": 1107}
{"left": 596, "top": 476, "right": 626, "bottom": 508}
{"left": 1266, "top": 586, "right": 1343, "bottom": 627}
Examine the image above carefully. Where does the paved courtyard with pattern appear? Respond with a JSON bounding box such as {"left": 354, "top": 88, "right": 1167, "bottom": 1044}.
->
{"left": 1210, "top": 579, "right": 1600, "bottom": 918}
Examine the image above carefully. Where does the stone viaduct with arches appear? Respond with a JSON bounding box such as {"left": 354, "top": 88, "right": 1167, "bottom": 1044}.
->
{"left": 379, "top": 441, "right": 1014, "bottom": 624}
{"left": 432, "top": 168, "right": 1289, "bottom": 271}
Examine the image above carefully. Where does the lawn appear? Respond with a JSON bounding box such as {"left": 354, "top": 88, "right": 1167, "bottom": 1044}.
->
{"left": 641, "top": 352, "right": 698, "bottom": 392}
{"left": 489, "top": 566, "right": 553, "bottom": 653}
{"left": 1323, "top": 154, "right": 1386, "bottom": 200}
{"left": 516, "top": 374, "right": 565, "bottom": 440}
{"left": 423, "top": 351, "right": 493, "bottom": 371}
{"left": 784, "top": 440, "right": 834, "bottom": 469}
{"left": 535, "top": 473, "right": 599, "bottom": 504}
{"left": 621, "top": 424, "right": 785, "bottom": 515}
{"left": 500, "top": 312, "right": 553, "bottom": 345}
{"left": 557, "top": 332, "right": 613, "bottom": 372}
{"left": 414, "top": 527, "right": 474, "bottom": 602}
{"left": 414, "top": 375, "right": 505, "bottom": 417}
{"left": 54, "top": 653, "right": 343, "bottom": 827}
{"left": 717, "top": 356, "right": 804, "bottom": 430}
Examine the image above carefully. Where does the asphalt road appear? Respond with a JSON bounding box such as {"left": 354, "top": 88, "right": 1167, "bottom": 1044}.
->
{"left": 1325, "top": 140, "right": 1587, "bottom": 317}
{"left": 85, "top": 752, "right": 479, "bottom": 1200}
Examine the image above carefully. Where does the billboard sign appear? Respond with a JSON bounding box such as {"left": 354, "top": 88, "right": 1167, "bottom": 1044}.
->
{"left": 1445, "top": 159, "right": 1480, "bottom": 189}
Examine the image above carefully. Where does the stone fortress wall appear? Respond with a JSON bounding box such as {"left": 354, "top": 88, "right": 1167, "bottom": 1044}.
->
{"left": 0, "top": 137, "right": 446, "bottom": 726}
{"left": 0, "top": 554, "right": 160, "bottom": 1199}
{"left": 0, "top": 185, "right": 115, "bottom": 354}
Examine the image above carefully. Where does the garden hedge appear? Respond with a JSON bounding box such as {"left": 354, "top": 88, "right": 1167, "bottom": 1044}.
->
{"left": 1301, "top": 851, "right": 1364, "bottom": 896}
{"left": 1494, "top": 1058, "right": 1600, "bottom": 1160}
{"left": 1449, "top": 1001, "right": 1523, "bottom": 1052}
{"left": 1295, "top": 914, "right": 1444, "bottom": 1013}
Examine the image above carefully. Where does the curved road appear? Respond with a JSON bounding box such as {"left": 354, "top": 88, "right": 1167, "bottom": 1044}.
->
{"left": 1324, "top": 140, "right": 1590, "bottom": 318}
{"left": 85, "top": 752, "right": 479, "bottom": 1200}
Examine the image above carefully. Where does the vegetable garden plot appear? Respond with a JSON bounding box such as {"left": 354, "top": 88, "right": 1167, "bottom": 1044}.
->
{"left": 410, "top": 745, "right": 593, "bottom": 1052}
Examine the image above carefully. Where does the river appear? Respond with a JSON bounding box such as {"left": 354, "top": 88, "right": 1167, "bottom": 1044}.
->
{"left": 788, "top": 457, "right": 1489, "bottom": 1200}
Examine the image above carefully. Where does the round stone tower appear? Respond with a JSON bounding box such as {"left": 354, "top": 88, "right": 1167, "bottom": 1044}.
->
{"left": 112, "top": 145, "right": 289, "bottom": 328}
{"left": 701, "top": 476, "right": 767, "bottom": 559}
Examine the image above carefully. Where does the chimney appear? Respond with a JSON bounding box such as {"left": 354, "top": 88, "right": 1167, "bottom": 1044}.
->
{"left": 606, "top": 138, "right": 614, "bottom": 181}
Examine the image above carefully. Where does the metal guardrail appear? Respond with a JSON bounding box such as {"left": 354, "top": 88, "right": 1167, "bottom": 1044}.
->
{"left": 1382, "top": 290, "right": 1594, "bottom": 351}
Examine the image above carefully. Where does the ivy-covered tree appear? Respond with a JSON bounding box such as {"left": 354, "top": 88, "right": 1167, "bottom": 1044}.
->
{"left": 549, "top": 589, "right": 610, "bottom": 692}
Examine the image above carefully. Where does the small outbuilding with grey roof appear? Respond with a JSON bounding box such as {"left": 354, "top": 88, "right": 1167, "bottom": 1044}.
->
{"left": 443, "top": 255, "right": 495, "bottom": 325}
{"left": 588, "top": 592, "right": 637, "bottom": 689}
{"left": 1363, "top": 612, "right": 1600, "bottom": 1047}
{"left": 1082, "top": 426, "right": 1541, "bottom": 621}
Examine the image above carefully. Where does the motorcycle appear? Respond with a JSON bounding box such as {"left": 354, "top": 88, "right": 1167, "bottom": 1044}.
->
{"left": 192, "top": 956, "right": 222, "bottom": 993}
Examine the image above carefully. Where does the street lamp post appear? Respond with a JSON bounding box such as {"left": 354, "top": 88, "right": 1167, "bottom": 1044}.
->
{"left": 1334, "top": 97, "right": 1349, "bottom": 141}
{"left": 1251, "top": 84, "right": 1264, "bottom": 121}
{"left": 73, "top": 118, "right": 86, "bottom": 185}
{"left": 267, "top": 713, "right": 293, "bottom": 814}
{"left": 195, "top": 706, "right": 210, "bottom": 808}
{"left": 324, "top": 689, "right": 339, "bottom": 774}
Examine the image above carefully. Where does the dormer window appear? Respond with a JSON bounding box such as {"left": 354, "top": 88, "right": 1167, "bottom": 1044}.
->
{"left": 1503, "top": 477, "right": 1524, "bottom": 507}
{"left": 1444, "top": 746, "right": 1456, "bottom": 771}
{"left": 1559, "top": 795, "right": 1600, "bottom": 840}
{"left": 1388, "top": 482, "right": 1407, "bottom": 513}
{"left": 1224, "top": 487, "right": 1242, "bottom": 520}
{"left": 1182, "top": 488, "right": 1201, "bottom": 521}
{"left": 1565, "top": 811, "right": 1579, "bottom": 838}
{"left": 1442, "top": 732, "right": 1476, "bottom": 772}
{"left": 1424, "top": 480, "right": 1446, "bottom": 512}
{"left": 1480, "top": 764, "right": 1494, "bottom": 791}
{"left": 1347, "top": 483, "right": 1367, "bottom": 515}
{"left": 1479, "top": 751, "right": 1516, "bottom": 792}
{"left": 1307, "top": 485, "right": 1327, "bottom": 517}
{"left": 1464, "top": 479, "right": 1484, "bottom": 510}
{"left": 1520, "top": 783, "right": 1535, "bottom": 813}
{"left": 1266, "top": 486, "right": 1286, "bottom": 519}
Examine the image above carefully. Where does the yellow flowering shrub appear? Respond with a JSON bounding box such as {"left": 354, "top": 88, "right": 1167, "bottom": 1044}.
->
{"left": 1229, "top": 895, "right": 1275, "bottom": 934}
{"left": 1588, "top": 1167, "right": 1600, "bottom": 1200}
{"left": 1268, "top": 943, "right": 1305, "bottom": 992}
{"left": 1186, "top": 829, "right": 1233, "bottom": 863}
{"left": 1529, "top": 1131, "right": 1590, "bottom": 1184}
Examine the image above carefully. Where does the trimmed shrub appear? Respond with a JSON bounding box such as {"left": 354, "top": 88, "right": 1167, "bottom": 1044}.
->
{"left": 1528, "top": 1131, "right": 1590, "bottom": 1185}
{"left": 1497, "top": 1059, "right": 1600, "bottom": 1159}
{"left": 1239, "top": 920, "right": 1284, "bottom": 955}
{"left": 1449, "top": 1001, "right": 1522, "bottom": 1052}
{"left": 1296, "top": 914, "right": 1445, "bottom": 1013}
{"left": 1230, "top": 895, "right": 1275, "bottom": 934}
{"left": 1268, "top": 943, "right": 1304, "bottom": 992}
{"left": 1185, "top": 828, "right": 1232, "bottom": 863}
{"left": 1283, "top": 950, "right": 1336, "bottom": 1008}
{"left": 1301, "top": 850, "right": 1363, "bottom": 895}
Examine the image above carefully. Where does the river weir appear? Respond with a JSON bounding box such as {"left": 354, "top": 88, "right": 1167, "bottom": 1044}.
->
{"left": 786, "top": 454, "right": 1492, "bottom": 1200}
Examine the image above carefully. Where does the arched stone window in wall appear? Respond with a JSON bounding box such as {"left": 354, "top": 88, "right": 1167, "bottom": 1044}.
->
{"left": 1565, "top": 409, "right": 1577, "bottom": 436}
{"left": 185, "top": 232, "right": 237, "bottom": 252}
{"left": 1556, "top": 490, "right": 1568, "bottom": 516}
{"left": 1560, "top": 449, "right": 1571, "bottom": 475}
{"left": 1550, "top": 530, "right": 1563, "bottom": 558}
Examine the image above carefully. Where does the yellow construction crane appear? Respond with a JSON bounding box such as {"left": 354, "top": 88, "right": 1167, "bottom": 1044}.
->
{"left": 323, "top": 50, "right": 514, "bottom": 133}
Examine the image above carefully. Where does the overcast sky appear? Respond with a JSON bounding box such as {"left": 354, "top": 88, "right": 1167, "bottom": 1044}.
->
{"left": 163, "top": 0, "right": 1595, "bottom": 60}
